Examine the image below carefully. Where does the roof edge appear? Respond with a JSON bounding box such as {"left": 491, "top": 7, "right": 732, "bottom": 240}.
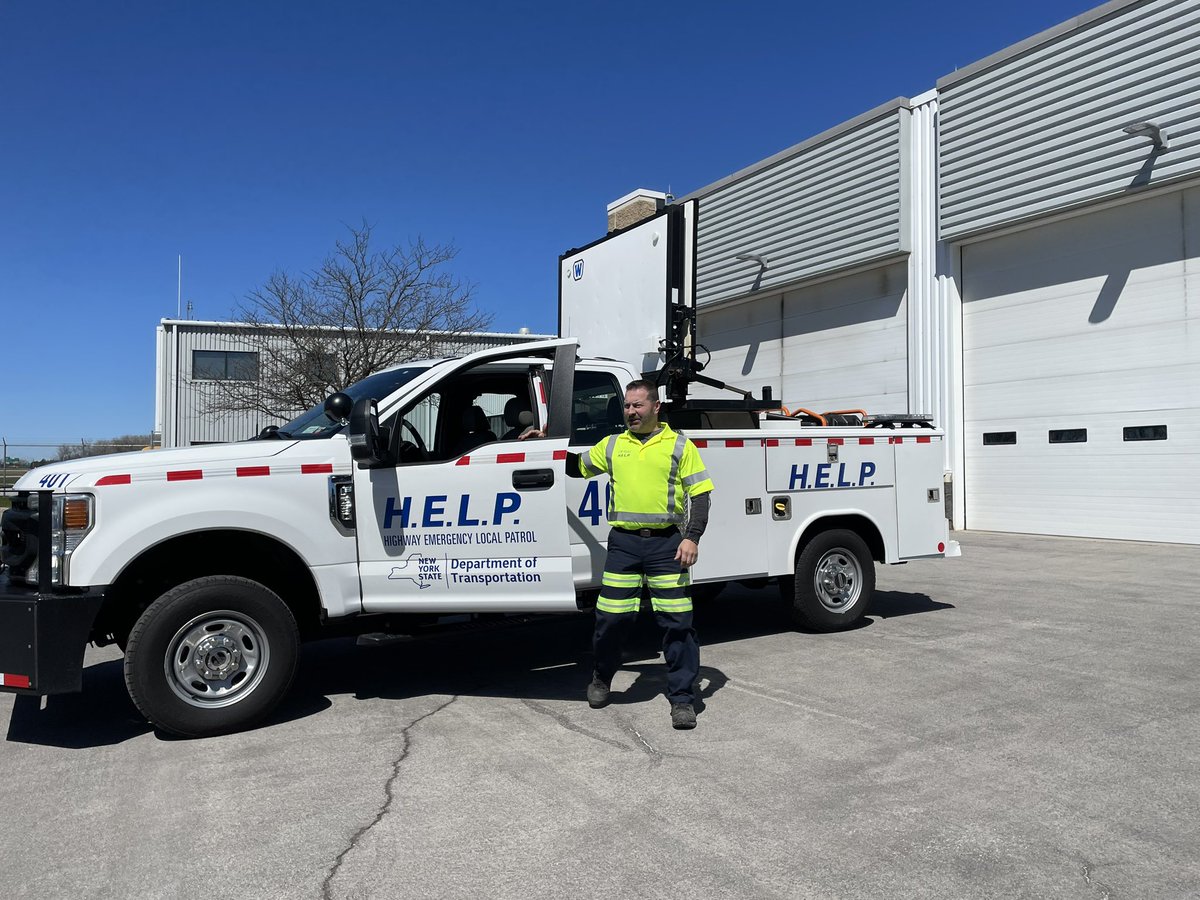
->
{"left": 158, "top": 318, "right": 554, "bottom": 340}
{"left": 937, "top": 0, "right": 1146, "bottom": 89}
{"left": 675, "top": 96, "right": 912, "bottom": 204}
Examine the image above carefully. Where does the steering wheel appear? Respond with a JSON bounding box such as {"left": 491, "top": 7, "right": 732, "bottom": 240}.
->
{"left": 397, "top": 418, "right": 430, "bottom": 462}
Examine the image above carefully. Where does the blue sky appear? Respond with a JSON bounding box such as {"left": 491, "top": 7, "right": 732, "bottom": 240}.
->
{"left": 0, "top": 0, "right": 1098, "bottom": 448}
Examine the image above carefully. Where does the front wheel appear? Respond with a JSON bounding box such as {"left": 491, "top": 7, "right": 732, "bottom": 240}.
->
{"left": 780, "top": 529, "right": 875, "bottom": 631}
{"left": 123, "top": 576, "right": 300, "bottom": 738}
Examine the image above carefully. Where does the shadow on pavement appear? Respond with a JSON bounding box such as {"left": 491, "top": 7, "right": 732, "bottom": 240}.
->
{"left": 5, "top": 586, "right": 949, "bottom": 746}
{"left": 5, "top": 658, "right": 150, "bottom": 748}
{"left": 870, "top": 590, "right": 955, "bottom": 619}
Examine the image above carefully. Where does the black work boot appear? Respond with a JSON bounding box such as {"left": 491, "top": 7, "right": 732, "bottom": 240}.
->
{"left": 586, "top": 674, "right": 610, "bottom": 709}
{"left": 670, "top": 702, "right": 697, "bottom": 730}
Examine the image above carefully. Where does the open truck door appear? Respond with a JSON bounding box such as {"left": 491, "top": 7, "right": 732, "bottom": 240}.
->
{"left": 350, "top": 340, "right": 579, "bottom": 613}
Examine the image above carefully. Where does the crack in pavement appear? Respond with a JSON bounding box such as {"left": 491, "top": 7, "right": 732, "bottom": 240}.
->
{"left": 321, "top": 695, "right": 460, "bottom": 900}
{"left": 611, "top": 711, "right": 663, "bottom": 765}
{"left": 520, "top": 699, "right": 632, "bottom": 752}
{"left": 1066, "top": 851, "right": 1118, "bottom": 900}
{"left": 1080, "top": 861, "right": 1117, "bottom": 900}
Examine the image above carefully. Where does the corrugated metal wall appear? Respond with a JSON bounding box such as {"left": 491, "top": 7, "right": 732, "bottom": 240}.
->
{"left": 688, "top": 100, "right": 910, "bottom": 307}
{"left": 939, "top": 0, "right": 1200, "bottom": 239}
{"left": 157, "top": 322, "right": 549, "bottom": 447}
{"left": 173, "top": 325, "right": 281, "bottom": 446}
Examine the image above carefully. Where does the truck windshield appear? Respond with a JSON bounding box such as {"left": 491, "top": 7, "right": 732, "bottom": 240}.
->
{"left": 267, "top": 366, "right": 429, "bottom": 439}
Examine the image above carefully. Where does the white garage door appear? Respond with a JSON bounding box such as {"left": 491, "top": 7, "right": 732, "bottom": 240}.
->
{"left": 695, "top": 261, "right": 909, "bottom": 414}
{"left": 962, "top": 187, "right": 1200, "bottom": 544}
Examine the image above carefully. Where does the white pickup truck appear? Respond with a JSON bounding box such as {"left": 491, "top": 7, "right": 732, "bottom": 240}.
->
{"left": 0, "top": 337, "right": 956, "bottom": 737}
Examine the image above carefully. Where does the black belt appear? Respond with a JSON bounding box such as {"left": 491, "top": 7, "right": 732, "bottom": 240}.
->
{"left": 612, "top": 525, "right": 678, "bottom": 537}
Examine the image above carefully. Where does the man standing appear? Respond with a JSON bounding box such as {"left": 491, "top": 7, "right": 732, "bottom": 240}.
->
{"left": 529, "top": 380, "right": 713, "bottom": 729}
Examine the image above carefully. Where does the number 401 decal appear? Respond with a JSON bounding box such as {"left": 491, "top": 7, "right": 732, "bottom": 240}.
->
{"left": 38, "top": 473, "right": 71, "bottom": 489}
{"left": 576, "top": 481, "right": 612, "bottom": 527}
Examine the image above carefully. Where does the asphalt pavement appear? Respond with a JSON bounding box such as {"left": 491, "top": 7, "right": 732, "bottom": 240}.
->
{"left": 2, "top": 530, "right": 1198, "bottom": 899}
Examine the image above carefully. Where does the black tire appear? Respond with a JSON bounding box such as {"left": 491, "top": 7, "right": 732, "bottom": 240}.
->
{"left": 781, "top": 529, "right": 875, "bottom": 631}
{"left": 123, "top": 575, "right": 300, "bottom": 738}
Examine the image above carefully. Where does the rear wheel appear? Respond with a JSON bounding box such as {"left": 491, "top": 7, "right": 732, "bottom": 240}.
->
{"left": 781, "top": 529, "right": 875, "bottom": 631}
{"left": 123, "top": 576, "right": 299, "bottom": 737}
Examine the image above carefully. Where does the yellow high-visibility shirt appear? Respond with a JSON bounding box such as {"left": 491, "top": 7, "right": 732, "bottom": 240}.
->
{"left": 579, "top": 424, "right": 713, "bottom": 529}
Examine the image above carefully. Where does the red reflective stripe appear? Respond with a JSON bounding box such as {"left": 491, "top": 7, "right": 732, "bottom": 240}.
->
{"left": 496, "top": 452, "right": 525, "bottom": 464}
{"left": 765, "top": 439, "right": 779, "bottom": 447}
{"left": 891, "top": 437, "right": 903, "bottom": 444}
{"left": 692, "top": 439, "right": 708, "bottom": 448}
{"left": 1, "top": 673, "right": 31, "bottom": 689}
{"left": 828, "top": 438, "right": 844, "bottom": 445}
{"left": 167, "top": 469, "right": 203, "bottom": 482}
{"left": 858, "top": 438, "right": 875, "bottom": 445}
{"left": 538, "top": 381, "right": 546, "bottom": 403}
{"left": 553, "top": 450, "right": 567, "bottom": 460}
{"left": 917, "top": 436, "right": 932, "bottom": 443}
{"left": 796, "top": 438, "right": 812, "bottom": 446}
{"left": 725, "top": 439, "right": 744, "bottom": 448}
{"left": 96, "top": 474, "right": 131, "bottom": 486}
{"left": 456, "top": 456, "right": 471, "bottom": 466}
{"left": 237, "top": 466, "right": 270, "bottom": 477}
{"left": 301, "top": 464, "right": 333, "bottom": 474}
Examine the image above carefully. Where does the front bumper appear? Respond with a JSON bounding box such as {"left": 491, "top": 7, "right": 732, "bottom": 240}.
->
{"left": 0, "top": 576, "right": 106, "bottom": 695}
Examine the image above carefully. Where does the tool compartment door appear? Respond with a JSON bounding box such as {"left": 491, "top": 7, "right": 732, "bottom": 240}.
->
{"left": 893, "top": 434, "right": 950, "bottom": 559}
{"left": 686, "top": 437, "right": 769, "bottom": 582}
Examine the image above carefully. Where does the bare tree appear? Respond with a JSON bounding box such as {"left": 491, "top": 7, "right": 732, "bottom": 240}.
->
{"left": 207, "top": 222, "right": 492, "bottom": 421}
{"left": 58, "top": 434, "right": 155, "bottom": 461}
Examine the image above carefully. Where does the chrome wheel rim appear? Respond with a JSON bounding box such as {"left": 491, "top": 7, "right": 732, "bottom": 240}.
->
{"left": 812, "top": 548, "right": 862, "bottom": 612}
{"left": 164, "top": 610, "right": 271, "bottom": 709}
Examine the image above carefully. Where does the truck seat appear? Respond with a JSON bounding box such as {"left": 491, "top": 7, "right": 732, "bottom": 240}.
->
{"left": 452, "top": 406, "right": 497, "bottom": 456}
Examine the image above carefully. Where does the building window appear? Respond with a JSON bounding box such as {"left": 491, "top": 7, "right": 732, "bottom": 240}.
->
{"left": 1123, "top": 425, "right": 1167, "bottom": 442}
{"left": 982, "top": 431, "right": 1016, "bottom": 445}
{"left": 1049, "top": 428, "right": 1087, "bottom": 444}
{"left": 193, "top": 350, "right": 259, "bottom": 381}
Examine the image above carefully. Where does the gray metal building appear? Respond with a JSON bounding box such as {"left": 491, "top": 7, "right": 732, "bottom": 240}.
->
{"left": 154, "top": 320, "right": 551, "bottom": 448}
{"left": 615, "top": 0, "right": 1198, "bottom": 544}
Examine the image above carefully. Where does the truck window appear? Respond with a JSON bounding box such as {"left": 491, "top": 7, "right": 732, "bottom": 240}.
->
{"left": 396, "top": 390, "right": 442, "bottom": 461}
{"left": 268, "top": 365, "right": 429, "bottom": 440}
{"left": 386, "top": 367, "right": 538, "bottom": 463}
{"left": 570, "top": 371, "right": 624, "bottom": 447}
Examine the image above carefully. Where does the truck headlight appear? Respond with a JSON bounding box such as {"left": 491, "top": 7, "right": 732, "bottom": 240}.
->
{"left": 24, "top": 493, "right": 93, "bottom": 587}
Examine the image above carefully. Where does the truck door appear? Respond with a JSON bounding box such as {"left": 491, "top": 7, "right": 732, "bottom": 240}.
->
{"left": 354, "top": 342, "right": 577, "bottom": 613}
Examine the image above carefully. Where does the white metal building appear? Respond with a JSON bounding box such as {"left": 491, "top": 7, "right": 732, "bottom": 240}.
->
{"left": 154, "top": 320, "right": 551, "bottom": 448}
{"left": 611, "top": 0, "right": 1199, "bottom": 544}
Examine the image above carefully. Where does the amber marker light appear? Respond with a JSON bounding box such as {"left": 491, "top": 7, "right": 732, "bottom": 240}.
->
{"left": 63, "top": 497, "right": 92, "bottom": 530}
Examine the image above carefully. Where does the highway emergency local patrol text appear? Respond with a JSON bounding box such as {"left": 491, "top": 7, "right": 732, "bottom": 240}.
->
{"left": 380, "top": 491, "right": 536, "bottom": 547}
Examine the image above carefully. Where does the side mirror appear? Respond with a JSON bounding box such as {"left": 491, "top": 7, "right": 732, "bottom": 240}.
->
{"left": 257, "top": 425, "right": 281, "bottom": 440}
{"left": 324, "top": 391, "right": 353, "bottom": 423}
{"left": 348, "top": 396, "right": 390, "bottom": 464}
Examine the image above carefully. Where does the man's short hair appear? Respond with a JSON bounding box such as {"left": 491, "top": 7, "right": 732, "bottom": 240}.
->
{"left": 625, "top": 380, "right": 659, "bottom": 402}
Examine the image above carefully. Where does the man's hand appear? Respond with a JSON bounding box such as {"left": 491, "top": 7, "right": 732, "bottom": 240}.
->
{"left": 518, "top": 428, "right": 544, "bottom": 440}
{"left": 675, "top": 538, "right": 699, "bottom": 568}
